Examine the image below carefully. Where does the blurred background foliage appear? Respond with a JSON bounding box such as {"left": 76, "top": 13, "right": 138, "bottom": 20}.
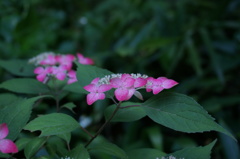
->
{"left": 0, "top": 0, "right": 240, "bottom": 158}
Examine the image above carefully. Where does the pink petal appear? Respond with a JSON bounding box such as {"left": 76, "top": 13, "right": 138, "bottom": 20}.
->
{"left": 77, "top": 53, "right": 94, "bottom": 65}
{"left": 84, "top": 84, "right": 97, "bottom": 92}
{"left": 134, "top": 78, "right": 147, "bottom": 88}
{"left": 34, "top": 67, "right": 44, "bottom": 74}
{"left": 36, "top": 74, "right": 46, "bottom": 82}
{"left": 56, "top": 73, "right": 66, "bottom": 80}
{"left": 86, "top": 92, "right": 105, "bottom": 105}
{"left": 123, "top": 78, "right": 135, "bottom": 87}
{"left": 126, "top": 88, "right": 135, "bottom": 100}
{"left": 0, "top": 123, "right": 8, "bottom": 140}
{"left": 67, "top": 70, "right": 76, "bottom": 78}
{"left": 110, "top": 78, "right": 122, "bottom": 88}
{"left": 98, "top": 84, "right": 112, "bottom": 92}
{"left": 67, "top": 78, "right": 77, "bottom": 84}
{"left": 91, "top": 78, "right": 100, "bottom": 84}
{"left": 114, "top": 88, "right": 129, "bottom": 101}
{"left": 152, "top": 85, "right": 164, "bottom": 94}
{"left": 162, "top": 79, "right": 178, "bottom": 89}
{"left": 0, "top": 139, "right": 18, "bottom": 153}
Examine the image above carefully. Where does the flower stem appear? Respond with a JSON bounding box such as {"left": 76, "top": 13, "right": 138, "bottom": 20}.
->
{"left": 84, "top": 102, "right": 122, "bottom": 148}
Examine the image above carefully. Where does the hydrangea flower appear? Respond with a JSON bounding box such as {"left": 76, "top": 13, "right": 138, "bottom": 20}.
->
{"left": 84, "top": 78, "right": 112, "bottom": 105}
{"left": 0, "top": 123, "right": 18, "bottom": 154}
{"left": 84, "top": 73, "right": 178, "bottom": 105}
{"left": 30, "top": 52, "right": 94, "bottom": 84}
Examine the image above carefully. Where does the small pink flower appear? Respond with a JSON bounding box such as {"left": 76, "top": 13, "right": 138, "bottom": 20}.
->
{"left": 34, "top": 66, "right": 52, "bottom": 82}
{"left": 39, "top": 54, "right": 57, "bottom": 65}
{"left": 0, "top": 123, "right": 18, "bottom": 154}
{"left": 146, "top": 77, "right": 178, "bottom": 94}
{"left": 84, "top": 78, "right": 112, "bottom": 105}
{"left": 77, "top": 53, "right": 94, "bottom": 65}
{"left": 110, "top": 74, "right": 136, "bottom": 101}
{"left": 51, "top": 66, "right": 67, "bottom": 81}
{"left": 67, "top": 70, "right": 77, "bottom": 84}
{"left": 57, "top": 54, "right": 75, "bottom": 70}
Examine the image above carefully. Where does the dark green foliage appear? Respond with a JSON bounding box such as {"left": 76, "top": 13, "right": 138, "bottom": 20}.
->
{"left": 0, "top": 0, "right": 239, "bottom": 159}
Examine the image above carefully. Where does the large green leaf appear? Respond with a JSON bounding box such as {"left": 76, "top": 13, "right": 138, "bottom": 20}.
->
{"left": 24, "top": 113, "right": 80, "bottom": 137}
{"left": 0, "top": 78, "right": 50, "bottom": 94}
{"left": 24, "top": 137, "right": 47, "bottom": 159}
{"left": 127, "top": 148, "right": 166, "bottom": 159}
{"left": 168, "top": 139, "right": 217, "bottom": 159}
{"left": 88, "top": 136, "right": 128, "bottom": 159}
{"left": 0, "top": 59, "right": 35, "bottom": 76}
{"left": 0, "top": 95, "right": 50, "bottom": 140}
{"left": 104, "top": 102, "right": 146, "bottom": 122}
{"left": 142, "top": 92, "right": 235, "bottom": 140}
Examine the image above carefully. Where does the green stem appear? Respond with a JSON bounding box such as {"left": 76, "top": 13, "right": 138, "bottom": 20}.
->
{"left": 84, "top": 101, "right": 122, "bottom": 148}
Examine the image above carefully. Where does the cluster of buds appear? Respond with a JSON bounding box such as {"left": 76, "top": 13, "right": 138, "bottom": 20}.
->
{"left": 84, "top": 73, "right": 178, "bottom": 105}
{"left": 29, "top": 52, "right": 94, "bottom": 84}
{"left": 0, "top": 123, "right": 18, "bottom": 154}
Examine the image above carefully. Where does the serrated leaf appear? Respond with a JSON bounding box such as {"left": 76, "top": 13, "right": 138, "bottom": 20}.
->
{"left": 169, "top": 139, "right": 217, "bottom": 159}
{"left": 67, "top": 144, "right": 90, "bottom": 159}
{"left": 0, "top": 95, "right": 50, "bottom": 140}
{"left": 127, "top": 148, "right": 166, "bottom": 159}
{"left": 0, "top": 78, "right": 50, "bottom": 94}
{"left": 24, "top": 137, "right": 47, "bottom": 159}
{"left": 88, "top": 136, "right": 128, "bottom": 159}
{"left": 142, "top": 92, "right": 235, "bottom": 140}
{"left": 24, "top": 113, "right": 80, "bottom": 137}
{"left": 0, "top": 59, "right": 35, "bottom": 76}
{"left": 104, "top": 102, "right": 146, "bottom": 122}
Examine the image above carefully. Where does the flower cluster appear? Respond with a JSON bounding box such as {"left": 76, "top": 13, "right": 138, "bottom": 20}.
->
{"left": 29, "top": 52, "right": 94, "bottom": 84}
{"left": 0, "top": 123, "right": 18, "bottom": 154}
{"left": 84, "top": 73, "right": 178, "bottom": 105}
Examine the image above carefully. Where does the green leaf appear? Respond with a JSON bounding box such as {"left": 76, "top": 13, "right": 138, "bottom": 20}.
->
{"left": 0, "top": 95, "right": 50, "bottom": 140}
{"left": 142, "top": 92, "right": 235, "bottom": 140}
{"left": 67, "top": 144, "right": 90, "bottom": 159}
{"left": 0, "top": 59, "right": 35, "bottom": 76}
{"left": 24, "top": 137, "right": 47, "bottom": 159}
{"left": 62, "top": 82, "right": 87, "bottom": 94}
{"left": 169, "top": 139, "right": 217, "bottom": 159}
{"left": 127, "top": 148, "right": 166, "bottom": 159}
{"left": 57, "top": 132, "right": 71, "bottom": 144}
{"left": 0, "top": 78, "right": 50, "bottom": 94}
{"left": 104, "top": 102, "right": 146, "bottom": 122}
{"left": 76, "top": 63, "right": 113, "bottom": 90}
{"left": 24, "top": 113, "right": 80, "bottom": 137}
{"left": 15, "top": 137, "right": 33, "bottom": 152}
{"left": 88, "top": 136, "right": 128, "bottom": 159}
{"left": 61, "top": 102, "right": 76, "bottom": 113}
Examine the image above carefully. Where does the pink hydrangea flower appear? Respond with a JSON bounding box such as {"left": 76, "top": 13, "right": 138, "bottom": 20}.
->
{"left": 39, "top": 54, "right": 57, "bottom": 65}
{"left": 34, "top": 66, "right": 52, "bottom": 82}
{"left": 56, "top": 54, "right": 75, "bottom": 70}
{"left": 0, "top": 123, "right": 18, "bottom": 154}
{"left": 146, "top": 77, "right": 178, "bottom": 94}
{"left": 67, "top": 70, "right": 77, "bottom": 84}
{"left": 110, "top": 74, "right": 136, "bottom": 101}
{"left": 77, "top": 53, "right": 94, "bottom": 65}
{"left": 51, "top": 66, "right": 67, "bottom": 81}
{"left": 84, "top": 78, "right": 112, "bottom": 105}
